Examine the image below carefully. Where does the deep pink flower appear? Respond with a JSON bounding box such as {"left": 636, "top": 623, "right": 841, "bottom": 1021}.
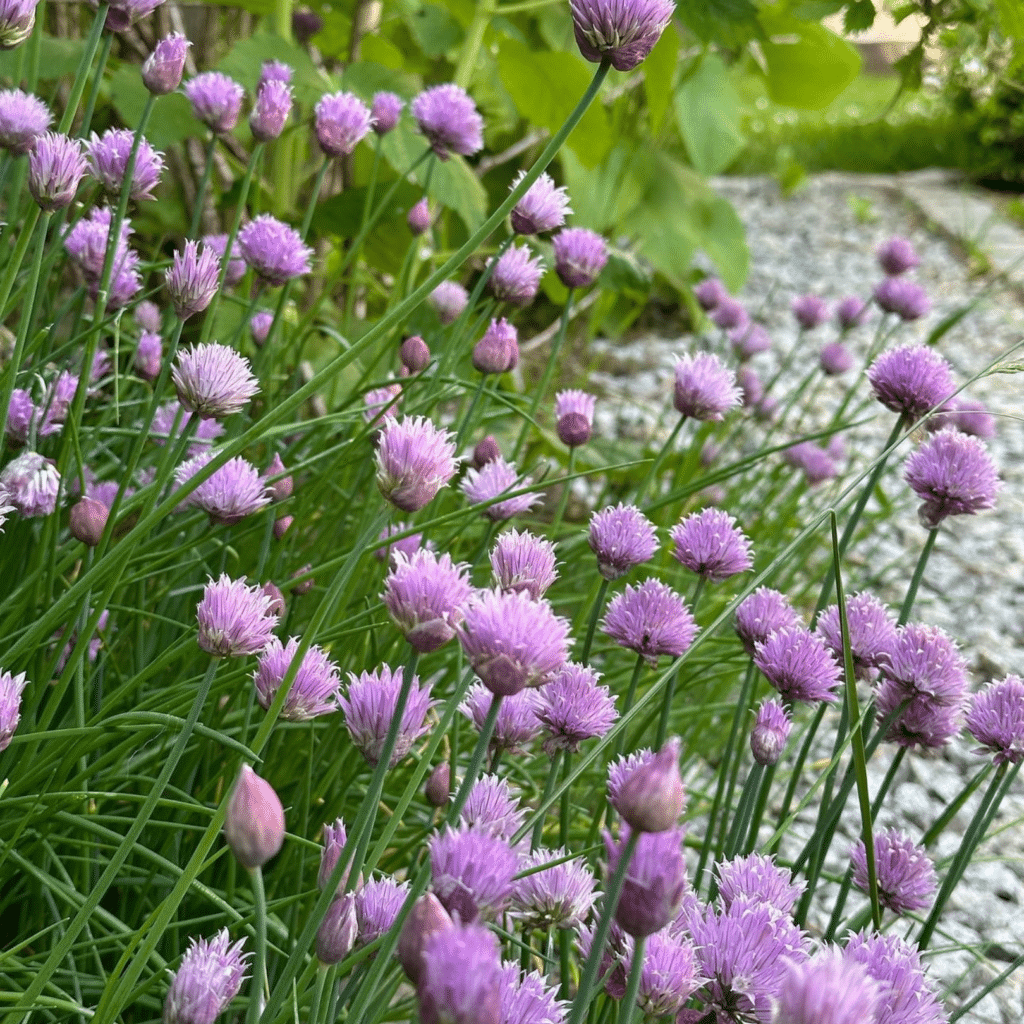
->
{"left": 876, "top": 236, "right": 919, "bottom": 276}
{"left": 792, "top": 295, "right": 829, "bottom": 330}
{"left": 555, "top": 389, "right": 596, "bottom": 447}
{"left": 874, "top": 277, "right": 930, "bottom": 321}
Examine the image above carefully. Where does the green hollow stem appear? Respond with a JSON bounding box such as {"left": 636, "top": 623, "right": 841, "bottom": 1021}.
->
{"left": 188, "top": 134, "right": 219, "bottom": 238}
{"left": 74, "top": 30, "right": 114, "bottom": 142}
{"left": 246, "top": 867, "right": 268, "bottom": 1024}
{"left": 619, "top": 935, "right": 646, "bottom": 1024}
{"left": 552, "top": 447, "right": 576, "bottom": 535}
{"left": 654, "top": 663, "right": 678, "bottom": 750}
{"left": 532, "top": 749, "right": 563, "bottom": 850}
{"left": 559, "top": 751, "right": 572, "bottom": 848}
{"left": 57, "top": 3, "right": 109, "bottom": 133}
{"left": 634, "top": 416, "right": 686, "bottom": 507}
{"left": 581, "top": 579, "right": 611, "bottom": 667}
{"left": 766, "top": 702, "right": 829, "bottom": 853}
{"left": 308, "top": 967, "right": 329, "bottom": 1024}
{"left": 614, "top": 655, "right": 646, "bottom": 761}
{"left": 898, "top": 527, "right": 938, "bottom": 626}
{"left": 0, "top": 205, "right": 41, "bottom": 321}
{"left": 343, "top": 141, "right": 384, "bottom": 333}
{"left": 721, "top": 763, "right": 764, "bottom": 863}
{"left": 447, "top": 694, "right": 504, "bottom": 823}
{"left": 455, "top": 375, "right": 488, "bottom": 450}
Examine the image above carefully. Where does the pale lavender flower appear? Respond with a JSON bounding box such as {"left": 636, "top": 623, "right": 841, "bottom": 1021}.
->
{"left": 734, "top": 587, "right": 802, "bottom": 657}
{"left": 555, "top": 389, "right": 596, "bottom": 448}
{"left": 816, "top": 592, "right": 897, "bottom": 679}
{"left": 0, "top": 88, "right": 51, "bottom": 153}
{"left": 174, "top": 451, "right": 270, "bottom": 525}
{"left": 461, "top": 457, "right": 541, "bottom": 521}
{"left": 792, "top": 295, "right": 829, "bottom": 330}
{"left": 472, "top": 318, "right": 519, "bottom": 375}
{"left": 4, "top": 388, "right": 34, "bottom": 444}
{"left": 142, "top": 33, "right": 189, "bottom": 94}
{"left": 867, "top": 345, "right": 954, "bottom": 421}
{"left": 250, "top": 310, "right": 274, "bottom": 346}
{"left": 966, "top": 675, "right": 1024, "bottom": 765}
{"left": 605, "top": 824, "right": 688, "bottom": 936}
{"left": 851, "top": 828, "right": 936, "bottom": 915}
{"left": 355, "top": 876, "right": 410, "bottom": 946}
{"left": 417, "top": 922, "right": 502, "bottom": 1024}
{"left": 490, "top": 528, "right": 557, "bottom": 600}
{"left": 588, "top": 503, "right": 658, "bottom": 580}
{"left": 716, "top": 853, "right": 804, "bottom": 915}
{"left": 509, "top": 170, "right": 571, "bottom": 235}
{"left": 172, "top": 343, "right": 258, "bottom": 418}
{"left": 363, "top": 383, "right": 402, "bottom": 424}
{"left": 772, "top": 949, "right": 880, "bottom": 1024}
{"left": 637, "top": 931, "right": 702, "bottom": 1017}
{"left": 511, "top": 848, "right": 598, "bottom": 929}
{"left": 253, "top": 636, "right": 341, "bottom": 720}
{"left": 538, "top": 661, "right": 617, "bottom": 753}
{"left": 457, "top": 589, "right": 570, "bottom": 695}
{"left": 165, "top": 241, "right": 221, "bottom": 320}
{"left": 710, "top": 296, "right": 748, "bottom": 332}
{"left": 602, "top": 578, "right": 697, "bottom": 667}
{"left": 374, "top": 523, "right": 425, "bottom": 563}
{"left": 375, "top": 415, "right": 458, "bottom": 512}
{"left": 737, "top": 366, "right": 763, "bottom": 407}
{"left": 224, "top": 765, "right": 284, "bottom": 868}
{"left": 876, "top": 236, "right": 919, "bottom": 276}
{"left": 371, "top": 91, "right": 403, "bottom": 134}
{"left": 460, "top": 774, "right": 525, "bottom": 840}
{"left": 820, "top": 341, "right": 854, "bottom": 375}
{"left": 750, "top": 698, "right": 791, "bottom": 766}
{"left": 836, "top": 295, "right": 869, "bottom": 330}
{"left": 340, "top": 664, "right": 435, "bottom": 767}
{"left": 238, "top": 214, "right": 312, "bottom": 286}
{"left": 694, "top": 277, "right": 727, "bottom": 311}
{"left": 874, "top": 277, "right": 930, "bottom": 321}
{"left": 730, "top": 322, "right": 772, "bottom": 361}
{"left": 673, "top": 353, "right": 742, "bottom": 420}
{"left": 87, "top": 128, "right": 164, "bottom": 201}
{"left": 196, "top": 574, "right": 276, "bottom": 657}
{"left": 257, "top": 60, "right": 292, "bottom": 91}
{"left": 783, "top": 441, "right": 839, "bottom": 486}
{"left": 28, "top": 131, "right": 87, "bottom": 211}
{"left": 754, "top": 627, "right": 841, "bottom": 705}
{"left": 163, "top": 928, "right": 249, "bottom": 1024}
{"left": 429, "top": 825, "right": 519, "bottom": 923}
{"left": 429, "top": 280, "right": 469, "bottom": 324}
{"left": 488, "top": 245, "right": 544, "bottom": 307}
{"left": 570, "top": 0, "right": 675, "bottom": 71}
{"left": 203, "top": 232, "right": 246, "bottom": 288}
{"left": 0, "top": 451, "right": 59, "bottom": 517}
{"left": 151, "top": 400, "right": 225, "bottom": 453}
{"left": 382, "top": 548, "right": 473, "bottom": 653}
{"left": 552, "top": 227, "right": 607, "bottom": 289}
{"left": 102, "top": 0, "right": 164, "bottom": 33}
{"left": 461, "top": 683, "right": 542, "bottom": 751}
{"left": 843, "top": 932, "right": 945, "bottom": 1024}
{"left": 64, "top": 206, "right": 133, "bottom": 283}
{"left": 315, "top": 91, "right": 373, "bottom": 156}
{"left": 136, "top": 330, "right": 162, "bottom": 381}
{"left": 497, "top": 963, "right": 567, "bottom": 1024}
{"left": 317, "top": 818, "right": 350, "bottom": 893}
{"left": 0, "top": 669, "right": 27, "bottom": 752}
{"left": 408, "top": 198, "right": 432, "bottom": 235}
{"left": 670, "top": 508, "right": 753, "bottom": 583}
{"left": 0, "top": 0, "right": 36, "bottom": 48}
{"left": 184, "top": 72, "right": 245, "bottom": 134}
{"left": 412, "top": 83, "right": 483, "bottom": 160}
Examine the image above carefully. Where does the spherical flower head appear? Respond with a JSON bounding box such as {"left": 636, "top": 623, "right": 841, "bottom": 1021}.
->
{"left": 172, "top": 343, "right": 258, "bottom": 418}
{"left": 877, "top": 236, "right": 920, "bottom": 276}
{"left": 851, "top": 827, "right": 937, "bottom": 915}
{"left": 783, "top": 441, "right": 839, "bottom": 487}
{"left": 966, "top": 675, "right": 1024, "bottom": 766}
{"left": 184, "top": 72, "right": 245, "bottom": 134}
{"left": 694, "top": 277, "right": 727, "bottom": 311}
{"left": 180, "top": 450, "right": 264, "bottom": 523}
{"left": 238, "top": 214, "right": 312, "bottom": 287}
{"left": 570, "top": 0, "right": 675, "bottom": 71}
{"left": 819, "top": 341, "right": 853, "bottom": 376}
{"left": 836, "top": 295, "right": 869, "bottom": 330}
{"left": 711, "top": 296, "right": 748, "bottom": 332}
{"left": 399, "top": 335, "right": 430, "bottom": 374}
{"left": 734, "top": 587, "right": 801, "bottom": 658}
{"left": 315, "top": 91, "right": 373, "bottom": 157}
{"left": 673, "top": 352, "right": 742, "bottom": 421}
{"left": 867, "top": 344, "right": 954, "bottom": 421}
{"left": 874, "top": 276, "right": 930, "bottom": 321}
{"left": 165, "top": 241, "right": 221, "bottom": 320}
{"left": 382, "top": 548, "right": 473, "bottom": 653}
{"left": 462, "top": 683, "right": 542, "bottom": 751}
{"left": 223, "top": 765, "right": 284, "bottom": 869}
{"left": 250, "top": 78, "right": 293, "bottom": 141}
{"left": 606, "top": 824, "right": 688, "bottom": 937}
{"left": 490, "top": 528, "right": 557, "bottom": 601}
{"left": 417, "top": 921, "right": 502, "bottom": 1024}
{"left": 589, "top": 503, "right": 658, "bottom": 580}
{"left": 0, "top": 669, "right": 27, "bottom": 753}
{"left": 28, "top": 131, "right": 87, "bottom": 212}
{"left": 944, "top": 397, "right": 996, "bottom": 439}
{"left": 371, "top": 91, "right": 403, "bottom": 135}
{"left": 750, "top": 698, "right": 792, "bottom": 767}
{"left": 316, "top": 894, "right": 358, "bottom": 966}
{"left": 792, "top": 294, "right": 829, "bottom": 330}
{"left": 412, "top": 83, "right": 483, "bottom": 161}
{"left": 538, "top": 661, "right": 617, "bottom": 753}
{"left": 317, "top": 818, "right": 349, "bottom": 893}
{"left": 87, "top": 128, "right": 164, "bottom": 201}
{"left": 904, "top": 427, "right": 1000, "bottom": 529}
{"left": 509, "top": 170, "right": 571, "bottom": 235}
{"left": 376, "top": 415, "right": 458, "bottom": 512}
{"left": 257, "top": 60, "right": 292, "bottom": 92}
{"left": 488, "top": 244, "right": 544, "bottom": 307}
{"left": 716, "top": 853, "right": 804, "bottom": 915}
{"left": 772, "top": 948, "right": 880, "bottom": 1024}
{"left": 555, "top": 389, "right": 596, "bottom": 448}
{"left": 0, "top": 0, "right": 36, "bottom": 48}
{"left": 459, "top": 774, "right": 525, "bottom": 840}
{"left": 375, "top": 522, "right": 425, "bottom": 563}
{"left": 552, "top": 226, "right": 607, "bottom": 289}
{"left": 602, "top": 578, "right": 697, "bottom": 667}
{"left": 151, "top": 400, "right": 225, "bottom": 454}
{"left": 512, "top": 848, "right": 598, "bottom": 930}
{"left": 754, "top": 626, "right": 841, "bottom": 705}
{"left": 70, "top": 495, "right": 108, "bottom": 547}
{"left": 429, "top": 280, "right": 469, "bottom": 324}
{"left": 637, "top": 931, "right": 701, "bottom": 1017}
{"left": 163, "top": 928, "right": 249, "bottom": 1024}
{"left": 355, "top": 876, "right": 411, "bottom": 946}
{"left": 816, "top": 592, "right": 897, "bottom": 680}
{"left": 457, "top": 589, "right": 570, "bottom": 695}
{"left": 429, "top": 826, "right": 519, "bottom": 923}
{"left": 142, "top": 33, "right": 189, "bottom": 95}
{"left": 195, "top": 573, "right": 276, "bottom": 657}
{"left": 730, "top": 322, "right": 772, "bottom": 361}
{"left": 617, "top": 736, "right": 685, "bottom": 833}
{"left": 842, "top": 932, "right": 944, "bottom": 1024}
{"left": 364, "top": 383, "right": 402, "bottom": 425}
{"left": 0, "top": 451, "right": 60, "bottom": 517}
{"left": 0, "top": 88, "right": 51, "bottom": 154}
{"left": 472, "top": 317, "right": 519, "bottom": 375}
{"left": 64, "top": 207, "right": 134, "bottom": 281}
{"left": 461, "top": 457, "right": 541, "bottom": 521}
{"left": 340, "top": 664, "right": 435, "bottom": 767}
{"left": 253, "top": 636, "right": 341, "bottom": 721}
{"left": 408, "top": 197, "right": 432, "bottom": 235}
{"left": 670, "top": 508, "right": 753, "bottom": 583}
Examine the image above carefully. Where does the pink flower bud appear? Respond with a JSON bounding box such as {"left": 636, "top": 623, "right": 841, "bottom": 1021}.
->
{"left": 264, "top": 453, "right": 293, "bottom": 502}
{"left": 616, "top": 737, "right": 684, "bottom": 833}
{"left": 273, "top": 515, "right": 293, "bottom": 540}
{"left": 472, "top": 435, "right": 501, "bottom": 469}
{"left": 260, "top": 581, "right": 285, "bottom": 618}
{"left": 69, "top": 496, "right": 108, "bottom": 546}
{"left": 316, "top": 894, "right": 358, "bottom": 965}
{"left": 400, "top": 335, "right": 431, "bottom": 374}
{"left": 398, "top": 892, "right": 453, "bottom": 985}
{"left": 224, "top": 765, "right": 285, "bottom": 869}
{"left": 425, "top": 762, "right": 450, "bottom": 808}
{"left": 290, "top": 565, "right": 313, "bottom": 595}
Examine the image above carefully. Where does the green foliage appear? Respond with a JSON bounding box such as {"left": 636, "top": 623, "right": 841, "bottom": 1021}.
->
{"left": 675, "top": 53, "right": 745, "bottom": 175}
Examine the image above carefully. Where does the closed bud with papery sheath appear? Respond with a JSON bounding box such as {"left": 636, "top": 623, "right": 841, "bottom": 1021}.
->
{"left": 398, "top": 892, "right": 453, "bottom": 985}
{"left": 223, "top": 765, "right": 285, "bottom": 869}
{"left": 142, "top": 33, "right": 189, "bottom": 94}
{"left": 69, "top": 496, "right": 108, "bottom": 547}
{"left": 617, "top": 736, "right": 684, "bottom": 832}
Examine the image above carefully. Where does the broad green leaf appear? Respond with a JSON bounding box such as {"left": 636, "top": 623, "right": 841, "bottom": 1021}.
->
{"left": 994, "top": 0, "right": 1024, "bottom": 38}
{"left": 405, "top": 3, "right": 464, "bottom": 58}
{"left": 844, "top": 0, "right": 876, "bottom": 33}
{"left": 790, "top": 0, "right": 845, "bottom": 18}
{"left": 760, "top": 16, "right": 862, "bottom": 109}
{"left": 561, "top": 145, "right": 647, "bottom": 232}
{"left": 677, "top": 0, "right": 760, "bottom": 46}
{"left": 0, "top": 35, "right": 83, "bottom": 80}
{"left": 686, "top": 189, "right": 748, "bottom": 289}
{"left": 359, "top": 34, "right": 410, "bottom": 72}
{"left": 217, "top": 33, "right": 327, "bottom": 106}
{"left": 674, "top": 53, "right": 745, "bottom": 175}
{"left": 342, "top": 59, "right": 419, "bottom": 99}
{"left": 643, "top": 22, "right": 681, "bottom": 132}
{"left": 108, "top": 64, "right": 195, "bottom": 149}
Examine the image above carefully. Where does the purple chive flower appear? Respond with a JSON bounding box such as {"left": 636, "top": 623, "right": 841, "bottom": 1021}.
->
{"left": 184, "top": 73, "right": 245, "bottom": 134}
{"left": 371, "top": 91, "right": 403, "bottom": 135}
{"left": 716, "top": 853, "right": 804, "bottom": 915}
{"left": 355, "top": 876, "right": 410, "bottom": 946}
{"left": 252, "top": 636, "right": 341, "bottom": 720}
{"left": 636, "top": 931, "right": 701, "bottom": 1017}
{"left": 171, "top": 343, "right": 258, "bottom": 418}
{"left": 262, "top": 453, "right": 292, "bottom": 502}
{"left": 250, "top": 311, "right": 274, "bottom": 346}
{"left": 400, "top": 336, "right": 431, "bottom": 374}
{"left": 238, "top": 214, "right": 313, "bottom": 286}
{"left": 429, "top": 280, "right": 469, "bottom": 324}
{"left": 966, "top": 675, "right": 1024, "bottom": 765}
{"left": 738, "top": 366, "right": 763, "bottom": 407}
{"left": 165, "top": 241, "right": 221, "bottom": 320}
{"left": 0, "top": 88, "right": 51, "bottom": 154}
{"left": 873, "top": 277, "right": 930, "bottom": 321}
{"left": 163, "top": 929, "right": 249, "bottom": 1024}
{"left": 417, "top": 921, "right": 502, "bottom": 1024}
{"left": 851, "top": 828, "right": 937, "bottom": 915}
{"left": 867, "top": 344, "right": 954, "bottom": 421}
{"left": 64, "top": 206, "right": 132, "bottom": 280}
{"left": 783, "top": 441, "right": 839, "bottom": 486}
{"left": 843, "top": 932, "right": 944, "bottom": 1024}
{"left": 460, "top": 774, "right": 525, "bottom": 839}
{"left": 940, "top": 398, "right": 996, "bottom": 439}
{"left": 816, "top": 592, "right": 897, "bottom": 679}
{"left": 836, "top": 295, "right": 869, "bottom": 330}
{"left": 588, "top": 503, "right": 658, "bottom": 580}
{"left": 0, "top": 669, "right": 27, "bottom": 752}
{"left": 606, "top": 824, "right": 689, "bottom": 937}
{"left": 512, "top": 848, "right": 598, "bottom": 929}
{"left": 340, "top": 664, "right": 435, "bottom": 767}
{"left": 673, "top": 353, "right": 742, "bottom": 421}
{"left": 375, "top": 415, "right": 458, "bottom": 512}
{"left": 820, "top": 341, "right": 854, "bottom": 375}
{"left": 0, "top": 451, "right": 60, "bottom": 517}
{"left": 363, "top": 383, "right": 402, "bottom": 425}
{"left": 257, "top": 61, "right": 292, "bottom": 92}
{"left": 0, "top": 0, "right": 36, "bottom": 48}
{"left": 552, "top": 227, "right": 607, "bottom": 289}
{"left": 576, "top": 920, "right": 631, "bottom": 999}
{"left": 570, "top": 0, "right": 675, "bottom": 71}
{"left": 461, "top": 683, "right": 542, "bottom": 752}
{"left": 408, "top": 198, "right": 432, "bottom": 235}
{"left": 730, "top": 323, "right": 772, "bottom": 361}
{"left": 151, "top": 400, "right": 225, "bottom": 453}
{"left": 509, "top": 170, "right": 571, "bottom": 235}
{"left": 250, "top": 78, "right": 293, "bottom": 141}
{"left": 670, "top": 508, "right": 753, "bottom": 583}
{"left": 792, "top": 295, "right": 829, "bottom": 330}
{"left": 315, "top": 91, "right": 374, "bottom": 157}
{"left": 102, "top": 0, "right": 164, "bottom": 33}
{"left": 382, "top": 548, "right": 473, "bottom": 653}
{"left": 877, "top": 236, "right": 920, "bottom": 276}
{"left": 710, "top": 296, "right": 749, "bottom": 333}
{"left": 375, "top": 523, "right": 425, "bottom": 563}
{"left": 773, "top": 949, "right": 880, "bottom": 1024}
{"left": 607, "top": 748, "right": 652, "bottom": 810}
{"left": 398, "top": 894, "right": 454, "bottom": 985}
{"left": 555, "top": 389, "right": 596, "bottom": 448}
{"left": 694, "top": 277, "right": 727, "bottom": 311}
{"left": 136, "top": 331, "right": 162, "bottom": 381}
{"left": 412, "top": 83, "right": 484, "bottom": 161}
{"left": 490, "top": 528, "right": 557, "bottom": 600}
{"left": 602, "top": 578, "right": 698, "bottom": 667}
{"left": 87, "top": 128, "right": 164, "bottom": 201}
{"left": 28, "top": 132, "right": 87, "bottom": 211}
{"left": 196, "top": 574, "right": 276, "bottom": 657}
{"left": 616, "top": 737, "right": 685, "bottom": 833}
{"left": 174, "top": 451, "right": 271, "bottom": 525}
{"left": 316, "top": 895, "right": 358, "bottom": 966}
{"left": 472, "top": 318, "right": 519, "bottom": 375}
{"left": 317, "top": 818, "right": 350, "bottom": 893}
{"left": 734, "top": 587, "right": 802, "bottom": 657}
{"left": 224, "top": 765, "right": 285, "bottom": 868}
{"left": 904, "top": 427, "right": 1000, "bottom": 529}
{"left": 69, "top": 496, "right": 108, "bottom": 546}
{"left": 754, "top": 627, "right": 841, "bottom": 705}
{"left": 750, "top": 698, "right": 792, "bottom": 767}
{"left": 497, "top": 963, "right": 567, "bottom": 1024}
{"left": 538, "top": 662, "right": 617, "bottom": 753}
{"left": 429, "top": 826, "right": 519, "bottom": 923}
{"left": 461, "top": 457, "right": 542, "bottom": 521}
{"left": 457, "top": 588, "right": 570, "bottom": 695}
{"left": 142, "top": 33, "right": 189, "bottom": 95}
{"left": 488, "top": 245, "right": 544, "bottom": 307}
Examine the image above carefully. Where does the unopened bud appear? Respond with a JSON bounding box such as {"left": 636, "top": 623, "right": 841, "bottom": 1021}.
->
{"left": 750, "top": 699, "right": 791, "bottom": 767}
{"left": 69, "top": 496, "right": 108, "bottom": 547}
{"left": 400, "top": 335, "right": 431, "bottom": 374}
{"left": 557, "top": 412, "right": 591, "bottom": 448}
{"left": 250, "top": 80, "right": 293, "bottom": 142}
{"left": 316, "top": 894, "right": 358, "bottom": 965}
{"left": 142, "top": 33, "right": 189, "bottom": 95}
{"left": 260, "top": 581, "right": 285, "bottom": 618}
{"left": 264, "top": 453, "right": 293, "bottom": 501}
{"left": 472, "top": 435, "right": 501, "bottom": 469}
{"left": 274, "top": 515, "right": 293, "bottom": 540}
{"left": 472, "top": 319, "right": 517, "bottom": 375}
{"left": 224, "top": 765, "right": 285, "bottom": 869}
{"left": 425, "top": 762, "right": 450, "bottom": 808}
{"left": 397, "top": 893, "right": 453, "bottom": 985}
{"left": 290, "top": 565, "right": 313, "bottom": 595}
{"left": 616, "top": 737, "right": 684, "bottom": 833}
{"left": 408, "top": 198, "right": 431, "bottom": 236}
